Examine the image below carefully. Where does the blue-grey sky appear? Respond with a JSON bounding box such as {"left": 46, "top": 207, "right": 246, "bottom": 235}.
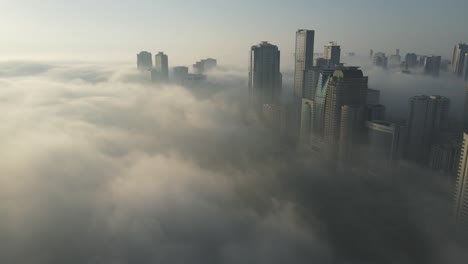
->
{"left": 1, "top": 0, "right": 467, "bottom": 66}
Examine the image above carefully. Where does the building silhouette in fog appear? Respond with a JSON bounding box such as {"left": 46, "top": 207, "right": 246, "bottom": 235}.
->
{"left": 373, "top": 52, "right": 388, "bottom": 69}
{"left": 137, "top": 51, "right": 153, "bottom": 71}
{"left": 154, "top": 52, "right": 169, "bottom": 82}
{"left": 323, "top": 67, "right": 368, "bottom": 161}
{"left": 324, "top": 42, "right": 341, "bottom": 67}
{"left": 454, "top": 133, "right": 468, "bottom": 233}
{"left": 366, "top": 121, "right": 405, "bottom": 173}
{"left": 313, "top": 69, "right": 335, "bottom": 136}
{"left": 193, "top": 58, "right": 217, "bottom": 74}
{"left": 249, "top": 41, "right": 282, "bottom": 112}
{"left": 294, "top": 30, "right": 315, "bottom": 99}
{"left": 406, "top": 95, "right": 449, "bottom": 163}
{"left": 423, "top": 56, "right": 441, "bottom": 77}
{"left": 173, "top": 66, "right": 189, "bottom": 83}
{"left": 451, "top": 43, "right": 468, "bottom": 77}
{"left": 405, "top": 53, "right": 418, "bottom": 68}
{"left": 367, "top": 104, "right": 386, "bottom": 121}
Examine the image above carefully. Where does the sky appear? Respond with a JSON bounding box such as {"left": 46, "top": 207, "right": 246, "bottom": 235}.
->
{"left": 1, "top": 0, "right": 467, "bottom": 66}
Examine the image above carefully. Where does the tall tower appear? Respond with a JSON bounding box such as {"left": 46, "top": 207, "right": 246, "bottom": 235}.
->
{"left": 137, "top": 51, "right": 153, "bottom": 71}
{"left": 324, "top": 42, "right": 341, "bottom": 67}
{"left": 154, "top": 52, "right": 169, "bottom": 81}
{"left": 454, "top": 133, "right": 468, "bottom": 232}
{"left": 249, "top": 42, "right": 282, "bottom": 112}
{"left": 294, "top": 30, "right": 315, "bottom": 99}
{"left": 406, "top": 95, "right": 450, "bottom": 163}
{"left": 323, "top": 67, "right": 368, "bottom": 161}
{"left": 313, "top": 69, "right": 335, "bottom": 136}
{"left": 452, "top": 43, "right": 468, "bottom": 77}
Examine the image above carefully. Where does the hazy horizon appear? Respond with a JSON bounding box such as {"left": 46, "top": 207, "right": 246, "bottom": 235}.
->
{"left": 1, "top": 1, "right": 467, "bottom": 66}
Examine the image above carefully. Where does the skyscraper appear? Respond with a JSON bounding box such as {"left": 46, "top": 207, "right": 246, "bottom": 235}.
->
{"left": 454, "top": 133, "right": 468, "bottom": 232}
{"left": 339, "top": 105, "right": 364, "bottom": 165}
{"left": 464, "top": 53, "right": 468, "bottom": 81}
{"left": 423, "top": 56, "right": 441, "bottom": 77}
{"left": 300, "top": 99, "right": 315, "bottom": 145}
{"left": 451, "top": 43, "right": 468, "bottom": 77}
{"left": 406, "top": 95, "right": 450, "bottom": 163}
{"left": 373, "top": 52, "right": 388, "bottom": 69}
{"left": 154, "top": 52, "right": 169, "bottom": 81}
{"left": 173, "top": 66, "right": 189, "bottom": 83}
{"left": 366, "top": 121, "right": 405, "bottom": 173}
{"left": 366, "top": 104, "right": 386, "bottom": 121}
{"left": 313, "top": 68, "right": 335, "bottom": 135}
{"left": 303, "top": 67, "right": 321, "bottom": 100}
{"left": 137, "top": 51, "right": 153, "bottom": 71}
{"left": 323, "top": 67, "right": 368, "bottom": 161}
{"left": 405, "top": 53, "right": 418, "bottom": 68}
{"left": 249, "top": 41, "right": 282, "bottom": 112}
{"left": 324, "top": 42, "right": 341, "bottom": 67}
{"left": 294, "top": 30, "right": 315, "bottom": 99}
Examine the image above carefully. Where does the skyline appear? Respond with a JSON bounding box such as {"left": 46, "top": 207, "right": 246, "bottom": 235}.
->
{"left": 1, "top": 1, "right": 467, "bottom": 66}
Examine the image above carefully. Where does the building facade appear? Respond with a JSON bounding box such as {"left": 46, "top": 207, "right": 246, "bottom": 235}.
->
{"left": 324, "top": 42, "right": 341, "bottom": 67}
{"left": 452, "top": 43, "right": 468, "bottom": 77}
{"left": 249, "top": 42, "right": 282, "bottom": 112}
{"left": 294, "top": 30, "right": 315, "bottom": 99}
{"left": 406, "top": 95, "right": 450, "bottom": 163}
{"left": 154, "top": 52, "right": 169, "bottom": 81}
{"left": 454, "top": 133, "right": 468, "bottom": 233}
{"left": 137, "top": 51, "right": 153, "bottom": 71}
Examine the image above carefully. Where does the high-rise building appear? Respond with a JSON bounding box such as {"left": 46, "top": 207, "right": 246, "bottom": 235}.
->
{"left": 313, "top": 68, "right": 335, "bottom": 135}
{"left": 464, "top": 53, "right": 468, "bottom": 81}
{"left": 389, "top": 50, "right": 401, "bottom": 68}
{"left": 294, "top": 30, "right": 315, "bottom": 99}
{"left": 367, "top": 89, "right": 381, "bottom": 105}
{"left": 300, "top": 99, "right": 315, "bottom": 145}
{"left": 423, "top": 56, "right": 442, "bottom": 77}
{"left": 153, "top": 52, "right": 169, "bottom": 82}
{"left": 324, "top": 42, "right": 341, "bottom": 67}
{"left": 303, "top": 67, "right": 321, "bottom": 100}
{"left": 429, "top": 142, "right": 460, "bottom": 177}
{"left": 451, "top": 43, "right": 468, "bottom": 77}
{"left": 405, "top": 53, "right": 418, "bottom": 68}
{"left": 406, "top": 95, "right": 450, "bottom": 163}
{"left": 323, "top": 67, "right": 368, "bottom": 161}
{"left": 464, "top": 83, "right": 468, "bottom": 132}
{"left": 339, "top": 105, "right": 365, "bottom": 164}
{"left": 173, "top": 66, "right": 189, "bottom": 83}
{"left": 315, "top": 58, "right": 329, "bottom": 68}
{"left": 137, "top": 51, "right": 153, "bottom": 71}
{"left": 249, "top": 41, "right": 282, "bottom": 112}
{"left": 367, "top": 104, "right": 386, "bottom": 121}
{"left": 193, "top": 58, "right": 217, "bottom": 74}
{"left": 366, "top": 121, "right": 405, "bottom": 172}
{"left": 373, "top": 52, "right": 388, "bottom": 69}
{"left": 454, "top": 133, "right": 468, "bottom": 232}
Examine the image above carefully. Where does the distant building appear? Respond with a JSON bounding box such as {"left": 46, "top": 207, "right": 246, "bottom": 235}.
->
{"left": 454, "top": 133, "right": 468, "bottom": 233}
{"left": 373, "top": 52, "right": 388, "bottom": 69}
{"left": 193, "top": 58, "right": 217, "bottom": 74}
{"left": 367, "top": 104, "right": 386, "bottom": 121}
{"left": 173, "top": 66, "right": 189, "bottom": 83}
{"left": 249, "top": 41, "right": 282, "bottom": 112}
{"left": 464, "top": 83, "right": 468, "bottom": 132}
{"left": 405, "top": 53, "right": 418, "bottom": 68}
{"left": 429, "top": 142, "right": 460, "bottom": 177}
{"left": 423, "top": 56, "right": 441, "bottom": 77}
{"left": 183, "top": 73, "right": 207, "bottom": 86}
{"left": 153, "top": 52, "right": 169, "bottom": 82}
{"left": 324, "top": 42, "right": 341, "bottom": 67}
{"left": 303, "top": 67, "right": 321, "bottom": 99}
{"left": 366, "top": 121, "right": 405, "bottom": 172}
{"left": 451, "top": 43, "right": 468, "bottom": 77}
{"left": 300, "top": 99, "right": 315, "bottom": 145}
{"left": 137, "top": 51, "right": 153, "bottom": 71}
{"left": 315, "top": 58, "right": 329, "bottom": 68}
{"left": 323, "top": 67, "right": 368, "bottom": 161}
{"left": 367, "top": 89, "right": 381, "bottom": 105}
{"left": 339, "top": 105, "right": 365, "bottom": 165}
{"left": 313, "top": 68, "right": 335, "bottom": 136}
{"left": 406, "top": 95, "right": 450, "bottom": 163}
{"left": 294, "top": 29, "right": 315, "bottom": 99}
{"left": 389, "top": 50, "right": 401, "bottom": 68}
{"left": 464, "top": 53, "right": 468, "bottom": 81}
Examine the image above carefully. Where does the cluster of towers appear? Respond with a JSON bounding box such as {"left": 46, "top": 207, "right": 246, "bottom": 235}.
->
{"left": 247, "top": 29, "right": 468, "bottom": 233}
{"left": 137, "top": 51, "right": 216, "bottom": 85}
